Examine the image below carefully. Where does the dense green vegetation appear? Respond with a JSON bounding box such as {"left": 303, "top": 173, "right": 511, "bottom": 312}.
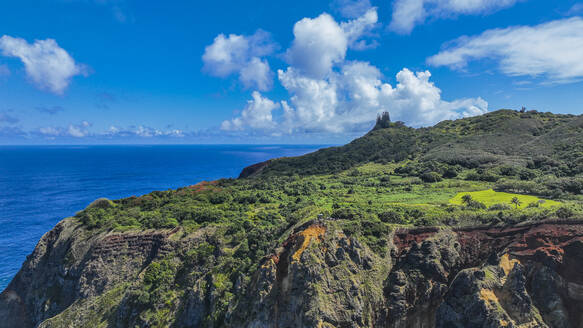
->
{"left": 259, "top": 110, "right": 583, "bottom": 177}
{"left": 75, "top": 109, "right": 583, "bottom": 263}
{"left": 71, "top": 109, "right": 583, "bottom": 326}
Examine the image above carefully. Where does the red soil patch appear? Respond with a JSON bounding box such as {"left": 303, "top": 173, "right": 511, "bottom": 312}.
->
{"left": 392, "top": 221, "right": 583, "bottom": 273}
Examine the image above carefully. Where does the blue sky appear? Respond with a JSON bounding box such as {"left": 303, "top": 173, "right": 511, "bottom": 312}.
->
{"left": 0, "top": 0, "right": 582, "bottom": 144}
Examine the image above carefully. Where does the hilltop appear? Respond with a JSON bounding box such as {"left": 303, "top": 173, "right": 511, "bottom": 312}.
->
{"left": 1, "top": 109, "right": 583, "bottom": 328}
{"left": 249, "top": 109, "right": 583, "bottom": 178}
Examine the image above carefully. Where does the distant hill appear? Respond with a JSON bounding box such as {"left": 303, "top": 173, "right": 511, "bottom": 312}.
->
{"left": 244, "top": 109, "right": 583, "bottom": 177}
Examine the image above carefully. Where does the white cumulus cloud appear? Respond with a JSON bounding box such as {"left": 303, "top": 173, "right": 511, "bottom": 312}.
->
{"left": 278, "top": 63, "right": 487, "bottom": 133}
{"left": 221, "top": 91, "right": 280, "bottom": 131}
{"left": 239, "top": 57, "right": 273, "bottom": 92}
{"left": 389, "top": 0, "right": 521, "bottom": 34}
{"left": 202, "top": 30, "right": 277, "bottom": 91}
{"left": 278, "top": 67, "right": 339, "bottom": 131}
{"left": 387, "top": 68, "right": 488, "bottom": 125}
{"left": 285, "top": 9, "right": 379, "bottom": 78}
{"left": 427, "top": 17, "right": 583, "bottom": 83}
{"left": 222, "top": 9, "right": 487, "bottom": 136}
{"left": 0, "top": 35, "right": 87, "bottom": 94}
{"left": 285, "top": 14, "right": 348, "bottom": 79}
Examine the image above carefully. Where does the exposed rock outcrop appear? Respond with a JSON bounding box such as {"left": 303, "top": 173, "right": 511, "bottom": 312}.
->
{"left": 0, "top": 218, "right": 178, "bottom": 328}
{"left": 235, "top": 220, "right": 583, "bottom": 328}
{"left": 2, "top": 219, "right": 583, "bottom": 327}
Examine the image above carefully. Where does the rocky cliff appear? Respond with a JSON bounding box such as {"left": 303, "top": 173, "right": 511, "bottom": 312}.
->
{"left": 2, "top": 218, "right": 583, "bottom": 327}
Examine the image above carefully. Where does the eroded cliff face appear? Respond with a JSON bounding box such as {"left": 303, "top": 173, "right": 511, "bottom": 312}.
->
{"left": 0, "top": 218, "right": 180, "bottom": 328}
{"left": 2, "top": 219, "right": 583, "bottom": 328}
{"left": 233, "top": 220, "right": 583, "bottom": 328}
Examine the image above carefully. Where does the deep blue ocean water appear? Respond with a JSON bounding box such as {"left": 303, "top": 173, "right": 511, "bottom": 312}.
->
{"left": 0, "top": 144, "right": 322, "bottom": 291}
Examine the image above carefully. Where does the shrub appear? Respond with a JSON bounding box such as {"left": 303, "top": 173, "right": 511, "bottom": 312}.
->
{"left": 519, "top": 169, "right": 537, "bottom": 181}
{"left": 143, "top": 260, "right": 176, "bottom": 290}
{"left": 420, "top": 171, "right": 442, "bottom": 183}
{"left": 488, "top": 203, "right": 511, "bottom": 211}
{"left": 414, "top": 216, "right": 435, "bottom": 226}
{"left": 499, "top": 166, "right": 519, "bottom": 176}
{"left": 209, "top": 192, "right": 232, "bottom": 204}
{"left": 149, "top": 216, "right": 178, "bottom": 229}
{"left": 332, "top": 207, "right": 362, "bottom": 220}
{"left": 234, "top": 239, "right": 250, "bottom": 258}
{"left": 466, "top": 200, "right": 486, "bottom": 210}
{"left": 405, "top": 208, "right": 425, "bottom": 220}
{"left": 556, "top": 207, "right": 574, "bottom": 218}
{"left": 494, "top": 178, "right": 550, "bottom": 196}
{"left": 466, "top": 171, "right": 500, "bottom": 182}
{"left": 348, "top": 169, "right": 361, "bottom": 176}
{"left": 185, "top": 242, "right": 215, "bottom": 265}
{"left": 442, "top": 167, "right": 458, "bottom": 179}
{"left": 87, "top": 198, "right": 115, "bottom": 209}
{"left": 234, "top": 193, "right": 258, "bottom": 204}
{"left": 190, "top": 207, "right": 223, "bottom": 223}
{"left": 378, "top": 211, "right": 405, "bottom": 224}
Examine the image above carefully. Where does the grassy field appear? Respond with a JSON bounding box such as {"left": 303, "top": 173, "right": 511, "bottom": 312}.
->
{"left": 449, "top": 189, "right": 561, "bottom": 209}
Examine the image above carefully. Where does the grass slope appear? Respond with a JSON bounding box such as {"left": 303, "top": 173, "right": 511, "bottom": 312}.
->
{"left": 449, "top": 189, "right": 560, "bottom": 209}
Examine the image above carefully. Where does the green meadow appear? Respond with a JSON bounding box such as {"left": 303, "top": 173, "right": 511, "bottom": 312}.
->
{"left": 449, "top": 189, "right": 561, "bottom": 209}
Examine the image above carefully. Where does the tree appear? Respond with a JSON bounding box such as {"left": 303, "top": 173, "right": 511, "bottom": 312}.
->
{"left": 373, "top": 112, "right": 391, "bottom": 130}
{"left": 461, "top": 194, "right": 473, "bottom": 206}
{"left": 420, "top": 171, "right": 442, "bottom": 183}
{"left": 510, "top": 197, "right": 522, "bottom": 209}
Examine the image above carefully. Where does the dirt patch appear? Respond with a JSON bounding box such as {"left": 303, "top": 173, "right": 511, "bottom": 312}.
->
{"left": 292, "top": 225, "right": 326, "bottom": 261}
{"left": 499, "top": 254, "right": 520, "bottom": 276}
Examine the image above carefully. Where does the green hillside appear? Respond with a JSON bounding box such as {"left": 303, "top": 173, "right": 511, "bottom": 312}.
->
{"left": 255, "top": 109, "right": 583, "bottom": 178}
{"left": 78, "top": 109, "right": 583, "bottom": 236}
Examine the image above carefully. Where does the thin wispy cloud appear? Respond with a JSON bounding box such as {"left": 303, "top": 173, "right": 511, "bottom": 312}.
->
{"left": 0, "top": 111, "right": 19, "bottom": 124}
{"left": 389, "top": 0, "right": 523, "bottom": 34}
{"left": 106, "top": 125, "right": 185, "bottom": 138}
{"left": 428, "top": 17, "right": 583, "bottom": 84}
{"left": 90, "top": 0, "right": 132, "bottom": 23}
{"left": 565, "top": 3, "right": 583, "bottom": 16}
{"left": 36, "top": 106, "right": 65, "bottom": 115}
{"left": 0, "top": 126, "right": 26, "bottom": 137}
{"left": 332, "top": 0, "right": 373, "bottom": 18}
{"left": 95, "top": 92, "right": 118, "bottom": 109}
{"left": 38, "top": 121, "right": 91, "bottom": 138}
{"left": 34, "top": 122, "right": 186, "bottom": 139}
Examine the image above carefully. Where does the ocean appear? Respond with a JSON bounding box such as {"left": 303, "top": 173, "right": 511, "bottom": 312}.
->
{"left": 0, "top": 144, "right": 322, "bottom": 291}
